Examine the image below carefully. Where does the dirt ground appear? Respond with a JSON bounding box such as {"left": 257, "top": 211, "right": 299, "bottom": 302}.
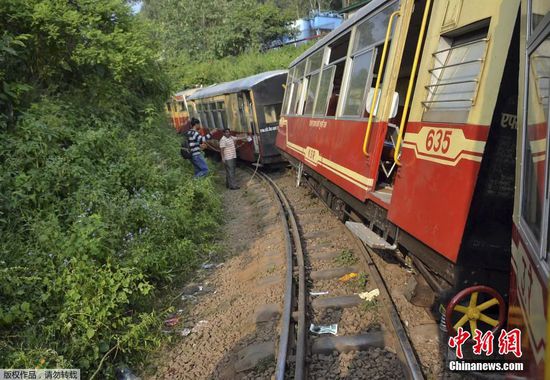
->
{"left": 145, "top": 169, "right": 286, "bottom": 380}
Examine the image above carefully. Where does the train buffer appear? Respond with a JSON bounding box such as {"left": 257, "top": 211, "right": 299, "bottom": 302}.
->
{"left": 345, "top": 221, "right": 394, "bottom": 250}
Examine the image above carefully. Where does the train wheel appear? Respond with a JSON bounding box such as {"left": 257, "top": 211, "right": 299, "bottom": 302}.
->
{"left": 445, "top": 285, "right": 506, "bottom": 336}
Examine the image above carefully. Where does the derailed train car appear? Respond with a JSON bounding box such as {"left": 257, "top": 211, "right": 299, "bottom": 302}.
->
{"left": 274, "top": 0, "right": 550, "bottom": 370}
{"left": 166, "top": 88, "right": 199, "bottom": 133}
{"left": 187, "top": 70, "right": 287, "bottom": 164}
{"left": 507, "top": 0, "right": 550, "bottom": 377}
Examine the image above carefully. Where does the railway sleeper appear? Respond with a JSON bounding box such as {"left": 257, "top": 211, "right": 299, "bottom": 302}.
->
{"left": 311, "top": 332, "right": 386, "bottom": 355}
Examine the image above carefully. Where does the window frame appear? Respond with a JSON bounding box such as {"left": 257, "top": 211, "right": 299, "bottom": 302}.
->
{"left": 519, "top": 7, "right": 550, "bottom": 269}
{"left": 421, "top": 27, "right": 490, "bottom": 124}
{"left": 340, "top": 47, "right": 377, "bottom": 118}
{"left": 314, "top": 64, "right": 337, "bottom": 117}
{"left": 338, "top": 0, "right": 397, "bottom": 119}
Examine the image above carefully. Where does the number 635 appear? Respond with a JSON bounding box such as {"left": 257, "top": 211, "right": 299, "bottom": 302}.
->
{"left": 426, "top": 129, "right": 452, "bottom": 154}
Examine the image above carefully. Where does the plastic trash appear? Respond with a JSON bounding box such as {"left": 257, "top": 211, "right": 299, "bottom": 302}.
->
{"left": 201, "top": 263, "right": 216, "bottom": 269}
{"left": 115, "top": 367, "right": 141, "bottom": 380}
{"left": 310, "top": 291, "right": 329, "bottom": 296}
{"left": 309, "top": 323, "right": 338, "bottom": 335}
{"left": 181, "top": 328, "right": 192, "bottom": 336}
{"left": 164, "top": 316, "right": 181, "bottom": 327}
{"left": 357, "top": 289, "right": 380, "bottom": 301}
{"left": 339, "top": 272, "right": 359, "bottom": 282}
{"left": 191, "top": 320, "right": 209, "bottom": 333}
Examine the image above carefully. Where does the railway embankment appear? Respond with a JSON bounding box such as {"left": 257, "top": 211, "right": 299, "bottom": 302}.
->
{"left": 148, "top": 169, "right": 286, "bottom": 379}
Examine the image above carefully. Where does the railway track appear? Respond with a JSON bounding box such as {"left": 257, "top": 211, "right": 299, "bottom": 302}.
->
{"left": 252, "top": 168, "right": 425, "bottom": 380}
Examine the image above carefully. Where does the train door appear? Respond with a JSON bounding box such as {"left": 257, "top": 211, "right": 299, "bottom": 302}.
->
{"left": 359, "top": 0, "right": 430, "bottom": 202}
{"left": 237, "top": 92, "right": 256, "bottom": 161}
{"left": 508, "top": 2, "right": 550, "bottom": 377}
{"left": 246, "top": 91, "right": 263, "bottom": 157}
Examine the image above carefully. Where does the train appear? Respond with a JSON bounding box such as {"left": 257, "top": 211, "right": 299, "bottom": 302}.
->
{"left": 274, "top": 0, "right": 548, "bottom": 377}
{"left": 167, "top": 71, "right": 287, "bottom": 165}
{"left": 168, "top": 0, "right": 549, "bottom": 376}
{"left": 165, "top": 88, "right": 199, "bottom": 133}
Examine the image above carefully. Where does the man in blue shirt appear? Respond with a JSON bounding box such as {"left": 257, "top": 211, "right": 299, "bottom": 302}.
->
{"left": 186, "top": 118, "right": 212, "bottom": 178}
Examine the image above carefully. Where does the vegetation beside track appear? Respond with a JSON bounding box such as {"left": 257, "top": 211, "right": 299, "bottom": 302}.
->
{"left": 0, "top": 1, "right": 222, "bottom": 377}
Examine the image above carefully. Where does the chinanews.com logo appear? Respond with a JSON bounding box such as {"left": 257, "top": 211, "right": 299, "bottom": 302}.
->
{"left": 447, "top": 328, "right": 524, "bottom": 372}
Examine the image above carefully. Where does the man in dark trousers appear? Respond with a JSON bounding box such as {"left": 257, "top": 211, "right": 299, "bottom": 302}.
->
{"left": 186, "top": 118, "right": 212, "bottom": 178}
{"left": 219, "top": 128, "right": 247, "bottom": 189}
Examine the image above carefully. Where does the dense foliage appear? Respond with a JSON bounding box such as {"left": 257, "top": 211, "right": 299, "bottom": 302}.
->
{"left": 141, "top": 0, "right": 317, "bottom": 89}
{"left": 0, "top": 0, "right": 221, "bottom": 377}
{"left": 173, "top": 43, "right": 312, "bottom": 89}
{"left": 142, "top": 0, "right": 295, "bottom": 61}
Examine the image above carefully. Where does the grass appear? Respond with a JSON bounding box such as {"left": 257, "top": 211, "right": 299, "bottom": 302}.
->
{"left": 361, "top": 299, "right": 379, "bottom": 312}
{"left": 346, "top": 272, "right": 369, "bottom": 292}
{"left": 333, "top": 249, "right": 358, "bottom": 266}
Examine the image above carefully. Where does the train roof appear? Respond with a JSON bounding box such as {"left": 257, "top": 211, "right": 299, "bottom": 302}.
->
{"left": 290, "top": 0, "right": 387, "bottom": 67}
{"left": 188, "top": 70, "right": 288, "bottom": 101}
{"left": 174, "top": 87, "right": 200, "bottom": 101}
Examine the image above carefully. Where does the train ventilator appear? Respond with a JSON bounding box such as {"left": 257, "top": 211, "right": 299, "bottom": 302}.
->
{"left": 186, "top": 70, "right": 287, "bottom": 165}
{"left": 275, "top": 0, "right": 550, "bottom": 376}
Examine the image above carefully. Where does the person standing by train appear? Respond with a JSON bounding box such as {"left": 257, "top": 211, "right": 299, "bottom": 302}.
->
{"left": 219, "top": 128, "right": 247, "bottom": 189}
{"left": 186, "top": 117, "right": 212, "bottom": 178}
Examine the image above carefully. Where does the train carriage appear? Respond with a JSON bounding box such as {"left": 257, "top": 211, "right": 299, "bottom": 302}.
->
{"left": 277, "top": 0, "right": 550, "bottom": 375}
{"left": 508, "top": 0, "right": 550, "bottom": 377}
{"left": 187, "top": 70, "right": 287, "bottom": 164}
{"left": 277, "top": 0, "right": 519, "bottom": 294}
{"left": 166, "top": 88, "right": 199, "bottom": 133}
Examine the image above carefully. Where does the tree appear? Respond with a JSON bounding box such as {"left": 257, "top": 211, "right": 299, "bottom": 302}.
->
{"left": 0, "top": 0, "right": 168, "bottom": 125}
{"left": 141, "top": 0, "right": 294, "bottom": 61}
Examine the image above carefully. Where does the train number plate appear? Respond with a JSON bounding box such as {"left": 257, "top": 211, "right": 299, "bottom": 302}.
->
{"left": 304, "top": 146, "right": 321, "bottom": 166}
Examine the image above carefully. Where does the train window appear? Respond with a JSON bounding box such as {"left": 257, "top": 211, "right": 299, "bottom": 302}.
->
{"left": 292, "top": 80, "right": 304, "bottom": 115}
{"left": 521, "top": 37, "right": 550, "bottom": 245}
{"left": 531, "top": 0, "right": 550, "bottom": 35}
{"left": 353, "top": 2, "right": 399, "bottom": 53}
{"left": 282, "top": 70, "right": 293, "bottom": 115}
{"left": 422, "top": 27, "right": 489, "bottom": 123}
{"left": 325, "top": 33, "right": 350, "bottom": 116}
{"left": 286, "top": 60, "right": 308, "bottom": 115}
{"left": 207, "top": 103, "right": 217, "bottom": 129}
{"left": 327, "top": 61, "right": 346, "bottom": 116}
{"left": 303, "top": 49, "right": 325, "bottom": 115}
{"left": 329, "top": 33, "right": 350, "bottom": 63}
{"left": 304, "top": 72, "right": 321, "bottom": 115}
{"left": 295, "top": 60, "right": 306, "bottom": 80}
{"left": 237, "top": 95, "right": 248, "bottom": 131}
{"left": 314, "top": 66, "right": 336, "bottom": 116}
{"left": 343, "top": 49, "right": 375, "bottom": 117}
{"left": 264, "top": 104, "right": 281, "bottom": 124}
{"left": 307, "top": 50, "right": 324, "bottom": 74}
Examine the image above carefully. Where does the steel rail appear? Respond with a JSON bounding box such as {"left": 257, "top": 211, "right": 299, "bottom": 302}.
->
{"left": 346, "top": 227, "right": 425, "bottom": 380}
{"left": 255, "top": 171, "right": 306, "bottom": 380}
{"left": 297, "top": 172, "right": 424, "bottom": 380}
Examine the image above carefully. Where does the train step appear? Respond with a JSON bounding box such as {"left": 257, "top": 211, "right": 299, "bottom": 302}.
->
{"left": 345, "top": 221, "right": 394, "bottom": 250}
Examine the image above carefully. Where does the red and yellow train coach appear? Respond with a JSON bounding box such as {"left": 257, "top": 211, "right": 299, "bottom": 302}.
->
{"left": 276, "top": 0, "right": 550, "bottom": 375}
{"left": 277, "top": 0, "right": 519, "bottom": 295}
{"left": 166, "top": 88, "right": 199, "bottom": 133}
{"left": 508, "top": 0, "right": 550, "bottom": 377}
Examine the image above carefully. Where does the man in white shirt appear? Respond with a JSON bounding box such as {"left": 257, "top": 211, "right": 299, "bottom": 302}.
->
{"left": 219, "top": 128, "right": 247, "bottom": 190}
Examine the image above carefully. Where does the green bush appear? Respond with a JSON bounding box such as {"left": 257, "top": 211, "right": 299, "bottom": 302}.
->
{"left": 0, "top": 98, "right": 222, "bottom": 377}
